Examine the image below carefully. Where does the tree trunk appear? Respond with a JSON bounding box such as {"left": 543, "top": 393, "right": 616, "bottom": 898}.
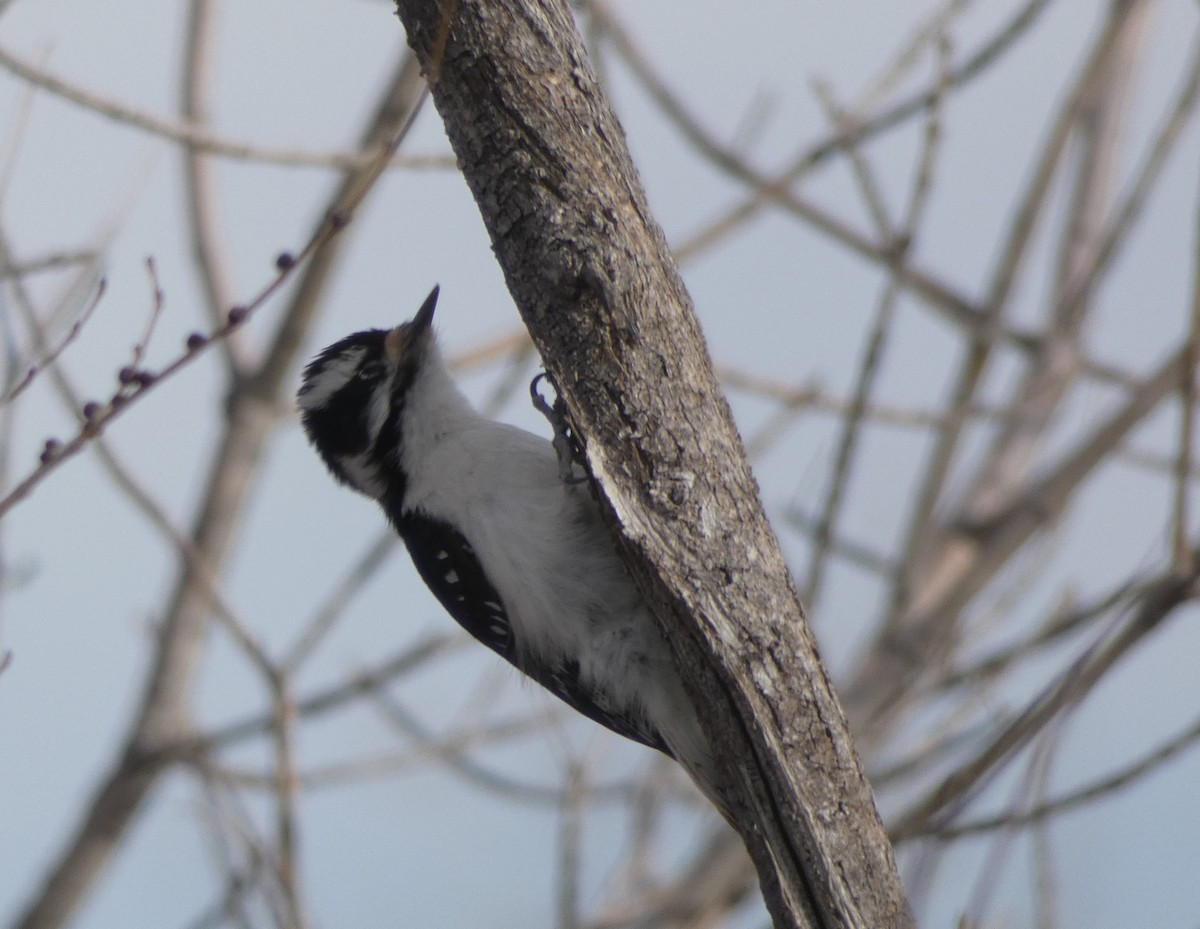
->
{"left": 390, "top": 2, "right": 914, "bottom": 927}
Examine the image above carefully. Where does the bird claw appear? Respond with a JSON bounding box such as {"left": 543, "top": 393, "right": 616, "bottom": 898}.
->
{"left": 530, "top": 372, "right": 587, "bottom": 485}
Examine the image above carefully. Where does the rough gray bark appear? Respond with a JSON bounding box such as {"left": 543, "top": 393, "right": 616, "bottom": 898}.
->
{"left": 390, "top": 2, "right": 913, "bottom": 927}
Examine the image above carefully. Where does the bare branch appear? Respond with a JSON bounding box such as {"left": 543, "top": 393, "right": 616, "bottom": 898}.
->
{"left": 0, "top": 40, "right": 451, "bottom": 172}
{"left": 890, "top": 557, "right": 1198, "bottom": 841}
{"left": 926, "top": 712, "right": 1200, "bottom": 840}
{"left": 0, "top": 278, "right": 104, "bottom": 407}
{"left": 888, "top": 0, "right": 1147, "bottom": 627}
{"left": 805, "top": 34, "right": 950, "bottom": 612}
{"left": 1178, "top": 190, "right": 1200, "bottom": 571}
{"left": 8, "top": 50, "right": 428, "bottom": 929}
{"left": 180, "top": 0, "right": 240, "bottom": 354}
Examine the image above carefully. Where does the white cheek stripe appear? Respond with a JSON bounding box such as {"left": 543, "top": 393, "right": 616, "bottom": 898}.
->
{"left": 338, "top": 453, "right": 386, "bottom": 498}
{"left": 298, "top": 348, "right": 367, "bottom": 411}
{"left": 365, "top": 375, "right": 393, "bottom": 448}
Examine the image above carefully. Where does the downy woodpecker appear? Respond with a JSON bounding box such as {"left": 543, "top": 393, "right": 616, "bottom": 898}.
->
{"left": 297, "top": 286, "right": 720, "bottom": 808}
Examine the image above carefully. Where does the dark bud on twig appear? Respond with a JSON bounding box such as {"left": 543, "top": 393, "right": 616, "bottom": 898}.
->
{"left": 117, "top": 366, "right": 136, "bottom": 385}
{"left": 132, "top": 371, "right": 156, "bottom": 388}
{"left": 275, "top": 252, "right": 295, "bottom": 271}
{"left": 82, "top": 401, "right": 102, "bottom": 421}
{"left": 39, "top": 439, "right": 62, "bottom": 464}
{"left": 227, "top": 306, "right": 248, "bottom": 326}
{"left": 329, "top": 209, "right": 350, "bottom": 230}
{"left": 186, "top": 332, "right": 207, "bottom": 352}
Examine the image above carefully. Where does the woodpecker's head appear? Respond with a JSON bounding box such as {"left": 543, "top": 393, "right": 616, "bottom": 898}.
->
{"left": 297, "top": 284, "right": 440, "bottom": 498}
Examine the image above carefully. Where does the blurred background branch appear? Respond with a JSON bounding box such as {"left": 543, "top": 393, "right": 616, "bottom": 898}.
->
{"left": 1, "top": 0, "right": 1197, "bottom": 927}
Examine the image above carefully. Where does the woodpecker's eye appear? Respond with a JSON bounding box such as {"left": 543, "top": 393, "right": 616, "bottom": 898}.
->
{"left": 358, "top": 361, "right": 386, "bottom": 382}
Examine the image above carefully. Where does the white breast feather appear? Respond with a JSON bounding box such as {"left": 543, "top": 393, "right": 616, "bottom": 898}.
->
{"left": 396, "top": 344, "right": 715, "bottom": 792}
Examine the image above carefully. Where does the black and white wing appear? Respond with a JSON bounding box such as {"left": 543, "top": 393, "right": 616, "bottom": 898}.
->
{"left": 396, "top": 511, "right": 670, "bottom": 755}
{"left": 397, "top": 511, "right": 514, "bottom": 659}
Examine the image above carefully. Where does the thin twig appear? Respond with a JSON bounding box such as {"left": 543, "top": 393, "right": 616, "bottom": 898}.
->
{"left": 1032, "top": 737, "right": 1061, "bottom": 929}
{"left": 0, "top": 251, "right": 98, "bottom": 279}
{"left": 0, "top": 214, "right": 326, "bottom": 519}
{"left": 963, "top": 724, "right": 1063, "bottom": 924}
{"left": 891, "top": 557, "right": 1198, "bottom": 841}
{"left": 927, "top": 712, "right": 1200, "bottom": 840}
{"left": 283, "top": 529, "right": 398, "bottom": 672}
{"left": 130, "top": 256, "right": 165, "bottom": 369}
{"left": 180, "top": 0, "right": 239, "bottom": 355}
{"left": 932, "top": 576, "right": 1149, "bottom": 692}
{"left": 0, "top": 280, "right": 105, "bottom": 407}
{"left": 805, "top": 32, "right": 949, "bottom": 611}
{"left": 0, "top": 72, "right": 430, "bottom": 520}
{"left": 0, "top": 54, "right": 41, "bottom": 208}
{"left": 1173, "top": 138, "right": 1200, "bottom": 573}
{"left": 557, "top": 761, "right": 587, "bottom": 929}
{"left": 887, "top": 1, "right": 1139, "bottom": 625}
{"left": 368, "top": 688, "right": 626, "bottom": 806}
{"left": 191, "top": 634, "right": 463, "bottom": 753}
{"left": 812, "top": 79, "right": 894, "bottom": 237}
{"left": 590, "top": 0, "right": 986, "bottom": 332}
{"left": 0, "top": 41, "right": 452, "bottom": 172}
{"left": 269, "top": 673, "right": 308, "bottom": 929}
{"left": 9, "top": 57, "right": 431, "bottom": 929}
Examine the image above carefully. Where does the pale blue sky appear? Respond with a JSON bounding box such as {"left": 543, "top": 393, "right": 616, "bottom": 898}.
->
{"left": 1, "top": 1, "right": 1198, "bottom": 927}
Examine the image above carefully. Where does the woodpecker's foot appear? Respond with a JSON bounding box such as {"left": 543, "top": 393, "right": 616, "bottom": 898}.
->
{"left": 530, "top": 372, "right": 587, "bottom": 484}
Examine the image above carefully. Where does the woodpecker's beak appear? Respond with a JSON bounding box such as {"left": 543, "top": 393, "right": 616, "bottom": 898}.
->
{"left": 412, "top": 284, "right": 439, "bottom": 334}
{"left": 385, "top": 284, "right": 439, "bottom": 362}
